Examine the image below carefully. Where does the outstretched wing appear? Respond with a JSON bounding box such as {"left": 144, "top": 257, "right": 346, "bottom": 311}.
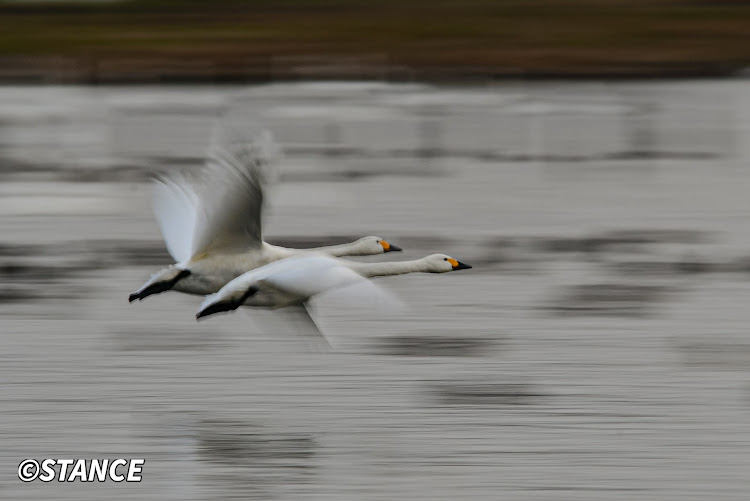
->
{"left": 153, "top": 172, "right": 199, "bottom": 265}
{"left": 284, "top": 303, "right": 332, "bottom": 350}
{"left": 258, "top": 255, "right": 402, "bottom": 311}
{"left": 257, "top": 255, "right": 368, "bottom": 299}
{"left": 153, "top": 121, "right": 279, "bottom": 265}
{"left": 194, "top": 123, "right": 279, "bottom": 256}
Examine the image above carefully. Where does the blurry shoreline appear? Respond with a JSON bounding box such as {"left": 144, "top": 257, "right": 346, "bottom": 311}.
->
{"left": 1, "top": 46, "right": 748, "bottom": 85}
{"left": 1, "top": 58, "right": 747, "bottom": 85}
{"left": 1, "top": 0, "right": 749, "bottom": 84}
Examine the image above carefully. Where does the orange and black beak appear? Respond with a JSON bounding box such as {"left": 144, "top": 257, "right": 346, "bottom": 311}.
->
{"left": 380, "top": 240, "right": 401, "bottom": 252}
{"left": 447, "top": 258, "right": 472, "bottom": 270}
{"left": 380, "top": 240, "right": 402, "bottom": 252}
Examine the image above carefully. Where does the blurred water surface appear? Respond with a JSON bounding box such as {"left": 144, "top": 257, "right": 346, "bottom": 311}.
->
{"left": 1, "top": 80, "right": 750, "bottom": 500}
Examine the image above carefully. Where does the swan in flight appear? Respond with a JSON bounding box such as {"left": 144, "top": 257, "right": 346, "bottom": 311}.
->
{"left": 129, "top": 123, "right": 401, "bottom": 303}
{"left": 195, "top": 253, "right": 472, "bottom": 321}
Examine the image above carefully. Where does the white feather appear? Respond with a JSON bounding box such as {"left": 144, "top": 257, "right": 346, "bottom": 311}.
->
{"left": 152, "top": 174, "right": 199, "bottom": 266}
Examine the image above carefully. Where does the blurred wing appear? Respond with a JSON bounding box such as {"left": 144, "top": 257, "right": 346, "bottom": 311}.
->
{"left": 263, "top": 256, "right": 403, "bottom": 332}
{"left": 192, "top": 124, "right": 278, "bottom": 256}
{"left": 192, "top": 124, "right": 279, "bottom": 256}
{"left": 260, "top": 255, "right": 403, "bottom": 312}
{"left": 154, "top": 122, "right": 280, "bottom": 264}
{"left": 284, "top": 303, "right": 332, "bottom": 349}
{"left": 153, "top": 173, "right": 199, "bottom": 265}
{"left": 314, "top": 274, "right": 403, "bottom": 313}
{"left": 258, "top": 255, "right": 367, "bottom": 299}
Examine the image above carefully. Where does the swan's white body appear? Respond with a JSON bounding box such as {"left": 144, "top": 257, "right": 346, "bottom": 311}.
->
{"left": 130, "top": 123, "right": 399, "bottom": 302}
{"left": 196, "top": 253, "right": 471, "bottom": 319}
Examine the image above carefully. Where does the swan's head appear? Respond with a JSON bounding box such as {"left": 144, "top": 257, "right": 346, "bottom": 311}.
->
{"left": 422, "top": 254, "right": 472, "bottom": 273}
{"left": 356, "top": 236, "right": 402, "bottom": 254}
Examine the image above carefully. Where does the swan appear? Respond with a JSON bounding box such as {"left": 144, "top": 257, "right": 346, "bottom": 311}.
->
{"left": 129, "top": 124, "right": 401, "bottom": 303}
{"left": 195, "top": 253, "right": 472, "bottom": 321}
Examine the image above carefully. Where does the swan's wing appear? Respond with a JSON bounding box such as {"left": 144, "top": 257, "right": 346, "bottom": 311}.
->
{"left": 260, "top": 256, "right": 403, "bottom": 311}
{"left": 202, "top": 254, "right": 362, "bottom": 309}
{"left": 192, "top": 124, "right": 279, "bottom": 256}
{"left": 257, "top": 255, "right": 368, "bottom": 299}
{"left": 284, "top": 303, "right": 332, "bottom": 350}
{"left": 153, "top": 173, "right": 200, "bottom": 264}
{"left": 153, "top": 122, "right": 279, "bottom": 264}
{"left": 313, "top": 276, "right": 403, "bottom": 312}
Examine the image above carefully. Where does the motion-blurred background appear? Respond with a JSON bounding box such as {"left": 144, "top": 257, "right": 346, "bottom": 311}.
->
{"left": 1, "top": 0, "right": 749, "bottom": 81}
{"left": 2, "top": 1, "right": 750, "bottom": 500}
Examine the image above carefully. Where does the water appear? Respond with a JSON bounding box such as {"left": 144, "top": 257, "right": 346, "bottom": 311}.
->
{"left": 1, "top": 80, "right": 750, "bottom": 500}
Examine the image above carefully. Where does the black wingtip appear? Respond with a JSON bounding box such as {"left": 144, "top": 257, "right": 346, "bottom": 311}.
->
{"left": 129, "top": 269, "right": 192, "bottom": 303}
{"left": 195, "top": 300, "right": 237, "bottom": 320}
{"left": 195, "top": 308, "right": 213, "bottom": 320}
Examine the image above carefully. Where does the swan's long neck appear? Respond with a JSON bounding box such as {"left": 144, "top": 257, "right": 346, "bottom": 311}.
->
{"left": 348, "top": 259, "right": 428, "bottom": 278}
{"left": 303, "top": 242, "right": 366, "bottom": 257}
{"left": 263, "top": 243, "right": 359, "bottom": 260}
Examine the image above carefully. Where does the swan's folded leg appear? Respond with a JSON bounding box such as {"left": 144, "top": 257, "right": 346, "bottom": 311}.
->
{"left": 129, "top": 267, "right": 191, "bottom": 302}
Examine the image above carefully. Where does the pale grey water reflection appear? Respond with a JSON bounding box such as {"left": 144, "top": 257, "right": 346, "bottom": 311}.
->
{"left": 1, "top": 81, "right": 750, "bottom": 500}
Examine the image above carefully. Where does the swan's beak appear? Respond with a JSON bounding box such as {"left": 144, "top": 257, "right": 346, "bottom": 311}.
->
{"left": 380, "top": 240, "right": 402, "bottom": 252}
{"left": 448, "top": 258, "right": 472, "bottom": 271}
{"left": 129, "top": 269, "right": 191, "bottom": 302}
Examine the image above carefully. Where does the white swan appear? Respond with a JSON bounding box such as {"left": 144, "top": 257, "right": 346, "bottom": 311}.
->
{"left": 129, "top": 124, "right": 401, "bottom": 302}
{"left": 195, "top": 253, "right": 472, "bottom": 320}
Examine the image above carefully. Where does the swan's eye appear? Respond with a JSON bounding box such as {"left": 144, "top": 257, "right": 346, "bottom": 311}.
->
{"left": 443, "top": 258, "right": 448, "bottom": 261}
